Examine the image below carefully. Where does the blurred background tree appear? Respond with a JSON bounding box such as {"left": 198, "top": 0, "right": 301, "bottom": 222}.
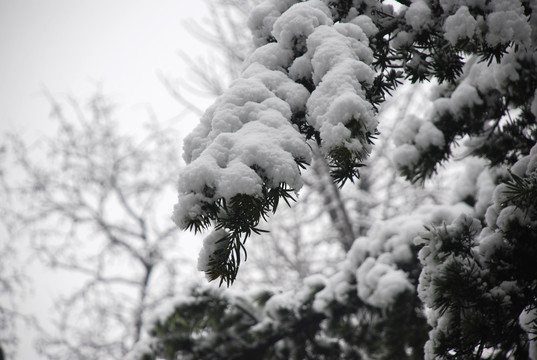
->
{"left": 0, "top": 91, "right": 188, "bottom": 359}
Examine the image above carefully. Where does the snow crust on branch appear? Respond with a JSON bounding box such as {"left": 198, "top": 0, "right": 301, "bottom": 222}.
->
{"left": 314, "top": 202, "right": 472, "bottom": 311}
{"left": 443, "top": 6, "right": 478, "bottom": 46}
{"left": 173, "top": 63, "right": 311, "bottom": 230}
{"left": 405, "top": 0, "right": 432, "bottom": 31}
{"left": 174, "top": 0, "right": 380, "bottom": 283}
{"left": 439, "top": 0, "right": 532, "bottom": 48}
{"left": 248, "top": 0, "right": 300, "bottom": 47}
{"left": 272, "top": 0, "right": 333, "bottom": 51}
{"left": 304, "top": 23, "right": 377, "bottom": 152}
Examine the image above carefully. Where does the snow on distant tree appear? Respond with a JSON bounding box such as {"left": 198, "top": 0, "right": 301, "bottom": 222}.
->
{"left": 0, "top": 93, "right": 188, "bottom": 360}
{"left": 137, "top": 0, "right": 536, "bottom": 358}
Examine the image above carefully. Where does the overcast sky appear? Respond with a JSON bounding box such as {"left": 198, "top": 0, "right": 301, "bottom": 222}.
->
{"left": 0, "top": 0, "right": 212, "bottom": 139}
{"left": 0, "top": 1, "right": 216, "bottom": 358}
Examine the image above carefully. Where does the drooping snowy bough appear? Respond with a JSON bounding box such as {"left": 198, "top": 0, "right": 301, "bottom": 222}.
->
{"left": 173, "top": 0, "right": 382, "bottom": 285}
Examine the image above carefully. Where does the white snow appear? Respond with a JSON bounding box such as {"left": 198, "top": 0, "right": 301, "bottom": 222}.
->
{"left": 272, "top": 0, "right": 332, "bottom": 51}
{"left": 405, "top": 0, "right": 432, "bottom": 32}
{"left": 304, "top": 23, "right": 377, "bottom": 153}
{"left": 313, "top": 203, "right": 475, "bottom": 312}
{"left": 449, "top": 82, "right": 483, "bottom": 111}
{"left": 439, "top": 0, "right": 487, "bottom": 12}
{"left": 393, "top": 115, "right": 423, "bottom": 146}
{"left": 477, "top": 228, "right": 504, "bottom": 262}
{"left": 417, "top": 140, "right": 537, "bottom": 359}
{"left": 197, "top": 230, "right": 229, "bottom": 275}
{"left": 263, "top": 291, "right": 296, "bottom": 319}
{"left": 356, "top": 257, "right": 413, "bottom": 308}
{"left": 243, "top": 43, "right": 295, "bottom": 72}
{"left": 349, "top": 15, "right": 379, "bottom": 37}
{"left": 248, "top": 0, "right": 299, "bottom": 46}
{"left": 443, "top": 6, "right": 478, "bottom": 46}
{"left": 485, "top": 10, "right": 531, "bottom": 47}
{"left": 175, "top": 0, "right": 383, "bottom": 278}
{"left": 392, "top": 30, "right": 414, "bottom": 49}
{"left": 391, "top": 143, "right": 420, "bottom": 168}
{"left": 391, "top": 111, "right": 447, "bottom": 172}
{"left": 414, "top": 122, "right": 445, "bottom": 150}
{"left": 173, "top": 62, "right": 312, "bottom": 230}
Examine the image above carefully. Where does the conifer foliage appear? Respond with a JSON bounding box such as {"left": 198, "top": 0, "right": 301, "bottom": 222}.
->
{"left": 150, "top": 0, "right": 537, "bottom": 358}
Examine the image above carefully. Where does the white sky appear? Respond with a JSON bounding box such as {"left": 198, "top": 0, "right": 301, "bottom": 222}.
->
{"left": 0, "top": 1, "right": 217, "bottom": 359}
{"left": 0, "top": 0, "right": 212, "bottom": 138}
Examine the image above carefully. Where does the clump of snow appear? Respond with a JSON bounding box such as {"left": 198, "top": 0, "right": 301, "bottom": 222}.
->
{"left": 392, "top": 30, "right": 414, "bottom": 49}
{"left": 493, "top": 205, "right": 528, "bottom": 232}
{"left": 391, "top": 112, "right": 446, "bottom": 171}
{"left": 449, "top": 82, "right": 483, "bottom": 110}
{"left": 392, "top": 143, "right": 420, "bottom": 168}
{"left": 314, "top": 203, "right": 474, "bottom": 312}
{"left": 414, "top": 122, "right": 445, "bottom": 150}
{"left": 306, "top": 24, "right": 373, "bottom": 84}
{"left": 349, "top": 15, "right": 379, "bottom": 37}
{"left": 439, "top": 0, "right": 487, "bottom": 13}
{"left": 356, "top": 257, "right": 413, "bottom": 307}
{"left": 476, "top": 228, "right": 503, "bottom": 260}
{"left": 303, "top": 23, "right": 377, "bottom": 155}
{"left": 272, "top": 0, "right": 332, "bottom": 51}
{"left": 197, "top": 230, "right": 229, "bottom": 275}
{"left": 448, "top": 157, "right": 485, "bottom": 203}
{"left": 248, "top": 0, "right": 299, "bottom": 46}
{"left": 511, "top": 154, "right": 531, "bottom": 177}
{"left": 312, "top": 270, "right": 353, "bottom": 315}
{"left": 443, "top": 6, "right": 478, "bottom": 46}
{"left": 243, "top": 43, "right": 295, "bottom": 72}
{"left": 303, "top": 273, "right": 328, "bottom": 289}
{"left": 392, "top": 115, "right": 423, "bottom": 146}
{"left": 173, "top": 62, "right": 312, "bottom": 230}
{"left": 263, "top": 291, "right": 296, "bottom": 319}
{"left": 485, "top": 10, "right": 531, "bottom": 48}
{"left": 441, "top": 156, "right": 497, "bottom": 217}
{"left": 405, "top": 0, "right": 432, "bottom": 32}
{"left": 529, "top": 142, "right": 537, "bottom": 173}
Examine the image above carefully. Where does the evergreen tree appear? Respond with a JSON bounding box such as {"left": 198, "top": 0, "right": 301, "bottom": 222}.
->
{"left": 136, "top": 0, "right": 537, "bottom": 358}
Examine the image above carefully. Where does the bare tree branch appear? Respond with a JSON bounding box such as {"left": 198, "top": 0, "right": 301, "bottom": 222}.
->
{"left": 0, "top": 91, "right": 188, "bottom": 360}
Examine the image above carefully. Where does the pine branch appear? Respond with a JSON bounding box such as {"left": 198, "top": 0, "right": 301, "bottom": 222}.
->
{"left": 503, "top": 170, "right": 537, "bottom": 214}
{"left": 190, "top": 182, "right": 297, "bottom": 286}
